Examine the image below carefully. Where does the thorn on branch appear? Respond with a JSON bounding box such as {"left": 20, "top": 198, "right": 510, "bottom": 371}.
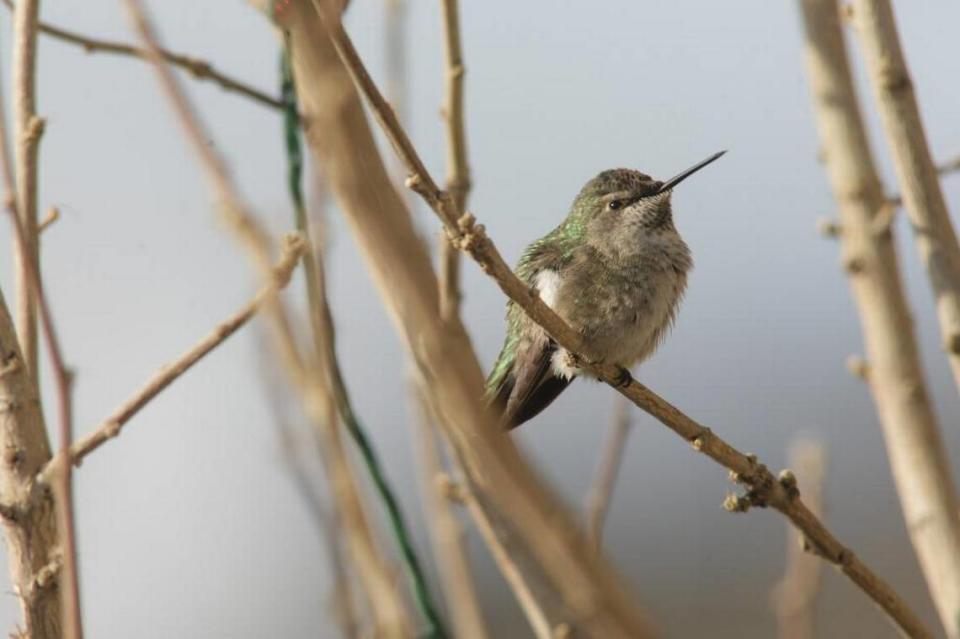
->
{"left": 944, "top": 332, "right": 960, "bottom": 356}
{"left": 0, "top": 399, "right": 19, "bottom": 416}
{"left": 777, "top": 469, "right": 801, "bottom": 499}
{"left": 723, "top": 492, "right": 753, "bottom": 513}
{"left": 816, "top": 217, "right": 842, "bottom": 238}
{"left": 435, "top": 473, "right": 466, "bottom": 504}
{"left": 403, "top": 173, "right": 422, "bottom": 191}
{"left": 38, "top": 206, "right": 59, "bottom": 234}
{"left": 843, "top": 254, "right": 866, "bottom": 275}
{"left": 3, "top": 444, "right": 24, "bottom": 472}
{"left": 870, "top": 201, "right": 897, "bottom": 237}
{"left": 0, "top": 501, "right": 21, "bottom": 522}
{"left": 691, "top": 429, "right": 712, "bottom": 452}
{"left": 846, "top": 355, "right": 870, "bottom": 380}
{"left": 183, "top": 57, "right": 212, "bottom": 78}
{"left": 0, "top": 352, "right": 19, "bottom": 379}
{"left": 21, "top": 555, "right": 61, "bottom": 603}
{"left": 24, "top": 116, "right": 45, "bottom": 144}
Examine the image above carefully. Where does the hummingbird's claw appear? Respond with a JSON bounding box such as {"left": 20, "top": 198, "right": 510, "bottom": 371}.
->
{"left": 612, "top": 366, "right": 633, "bottom": 388}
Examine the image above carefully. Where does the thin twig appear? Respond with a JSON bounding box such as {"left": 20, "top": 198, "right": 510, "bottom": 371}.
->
{"left": 584, "top": 396, "right": 632, "bottom": 553}
{"left": 851, "top": 0, "right": 960, "bottom": 403}
{"left": 313, "top": 6, "right": 930, "bottom": 636}
{"left": 7, "top": 4, "right": 83, "bottom": 636}
{"left": 11, "top": 0, "right": 42, "bottom": 383}
{"left": 0, "top": 0, "right": 282, "bottom": 111}
{"left": 458, "top": 478, "right": 554, "bottom": 639}
{"left": 413, "top": 387, "right": 490, "bottom": 639}
{"left": 0, "top": 36, "right": 61, "bottom": 639}
{"left": 438, "top": 0, "right": 470, "bottom": 321}
{"left": 772, "top": 438, "right": 826, "bottom": 639}
{"left": 37, "top": 238, "right": 306, "bottom": 486}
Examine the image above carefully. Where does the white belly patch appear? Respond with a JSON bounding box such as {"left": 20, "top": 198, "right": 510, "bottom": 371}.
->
{"left": 534, "top": 269, "right": 578, "bottom": 379}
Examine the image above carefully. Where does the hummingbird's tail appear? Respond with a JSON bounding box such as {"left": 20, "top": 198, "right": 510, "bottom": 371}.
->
{"left": 485, "top": 337, "right": 574, "bottom": 429}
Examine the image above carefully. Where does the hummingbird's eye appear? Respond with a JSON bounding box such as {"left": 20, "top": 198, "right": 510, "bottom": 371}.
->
{"left": 607, "top": 199, "right": 624, "bottom": 211}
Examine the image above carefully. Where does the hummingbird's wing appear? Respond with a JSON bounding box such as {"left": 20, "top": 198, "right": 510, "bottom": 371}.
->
{"left": 486, "top": 232, "right": 577, "bottom": 428}
{"left": 500, "top": 336, "right": 572, "bottom": 428}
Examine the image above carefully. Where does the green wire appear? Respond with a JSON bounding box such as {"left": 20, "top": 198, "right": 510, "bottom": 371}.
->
{"left": 280, "top": 49, "right": 448, "bottom": 639}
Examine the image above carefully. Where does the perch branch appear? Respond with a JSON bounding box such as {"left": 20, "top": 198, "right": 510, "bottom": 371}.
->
{"left": 37, "top": 239, "right": 305, "bottom": 486}
{"left": 772, "top": 438, "right": 826, "bottom": 639}
{"left": 313, "top": 3, "right": 930, "bottom": 636}
{"left": 851, "top": 0, "right": 960, "bottom": 398}
{"left": 800, "top": 1, "right": 960, "bottom": 636}
{"left": 0, "top": 0, "right": 282, "bottom": 111}
{"left": 584, "top": 396, "right": 632, "bottom": 553}
{"left": 438, "top": 0, "right": 470, "bottom": 321}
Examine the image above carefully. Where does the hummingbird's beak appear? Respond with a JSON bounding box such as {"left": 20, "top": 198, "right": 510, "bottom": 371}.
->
{"left": 655, "top": 150, "right": 726, "bottom": 194}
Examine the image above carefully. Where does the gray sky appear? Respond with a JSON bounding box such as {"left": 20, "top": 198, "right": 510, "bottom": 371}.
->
{"left": 2, "top": 1, "right": 960, "bottom": 637}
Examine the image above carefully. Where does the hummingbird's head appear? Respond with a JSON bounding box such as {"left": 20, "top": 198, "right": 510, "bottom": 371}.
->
{"left": 568, "top": 151, "right": 726, "bottom": 253}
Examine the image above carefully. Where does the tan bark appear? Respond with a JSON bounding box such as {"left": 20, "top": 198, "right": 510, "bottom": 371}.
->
{"left": 0, "top": 288, "right": 60, "bottom": 638}
{"left": 277, "top": 2, "right": 656, "bottom": 636}
{"left": 851, "top": 0, "right": 960, "bottom": 396}
{"left": 798, "top": 1, "right": 960, "bottom": 636}
{"left": 438, "top": 0, "right": 470, "bottom": 321}
{"left": 11, "top": 0, "right": 42, "bottom": 381}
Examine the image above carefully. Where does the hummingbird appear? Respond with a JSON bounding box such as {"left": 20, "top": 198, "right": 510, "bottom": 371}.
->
{"left": 486, "top": 151, "right": 725, "bottom": 428}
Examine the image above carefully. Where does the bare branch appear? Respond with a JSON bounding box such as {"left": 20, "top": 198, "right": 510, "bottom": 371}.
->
{"left": 11, "top": 0, "right": 42, "bottom": 384}
{"left": 584, "top": 396, "right": 632, "bottom": 553}
{"left": 438, "top": 0, "right": 471, "bottom": 321}
{"left": 306, "top": 2, "right": 930, "bottom": 636}
{"left": 0, "top": 0, "right": 282, "bottom": 111}
{"left": 459, "top": 480, "right": 555, "bottom": 639}
{"left": 37, "top": 237, "right": 306, "bottom": 485}
{"left": 851, "top": 0, "right": 960, "bottom": 398}
{"left": 772, "top": 438, "right": 826, "bottom": 639}
{"left": 0, "top": 36, "right": 61, "bottom": 638}
{"left": 5, "top": 5, "right": 83, "bottom": 636}
{"left": 799, "top": 1, "right": 960, "bottom": 637}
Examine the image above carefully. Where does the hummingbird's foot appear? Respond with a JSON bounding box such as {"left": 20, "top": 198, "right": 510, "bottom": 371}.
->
{"left": 612, "top": 365, "right": 633, "bottom": 388}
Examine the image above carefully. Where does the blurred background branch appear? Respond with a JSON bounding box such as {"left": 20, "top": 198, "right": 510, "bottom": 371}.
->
{"left": 772, "top": 437, "right": 826, "bottom": 639}
{"left": 797, "top": 0, "right": 960, "bottom": 636}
